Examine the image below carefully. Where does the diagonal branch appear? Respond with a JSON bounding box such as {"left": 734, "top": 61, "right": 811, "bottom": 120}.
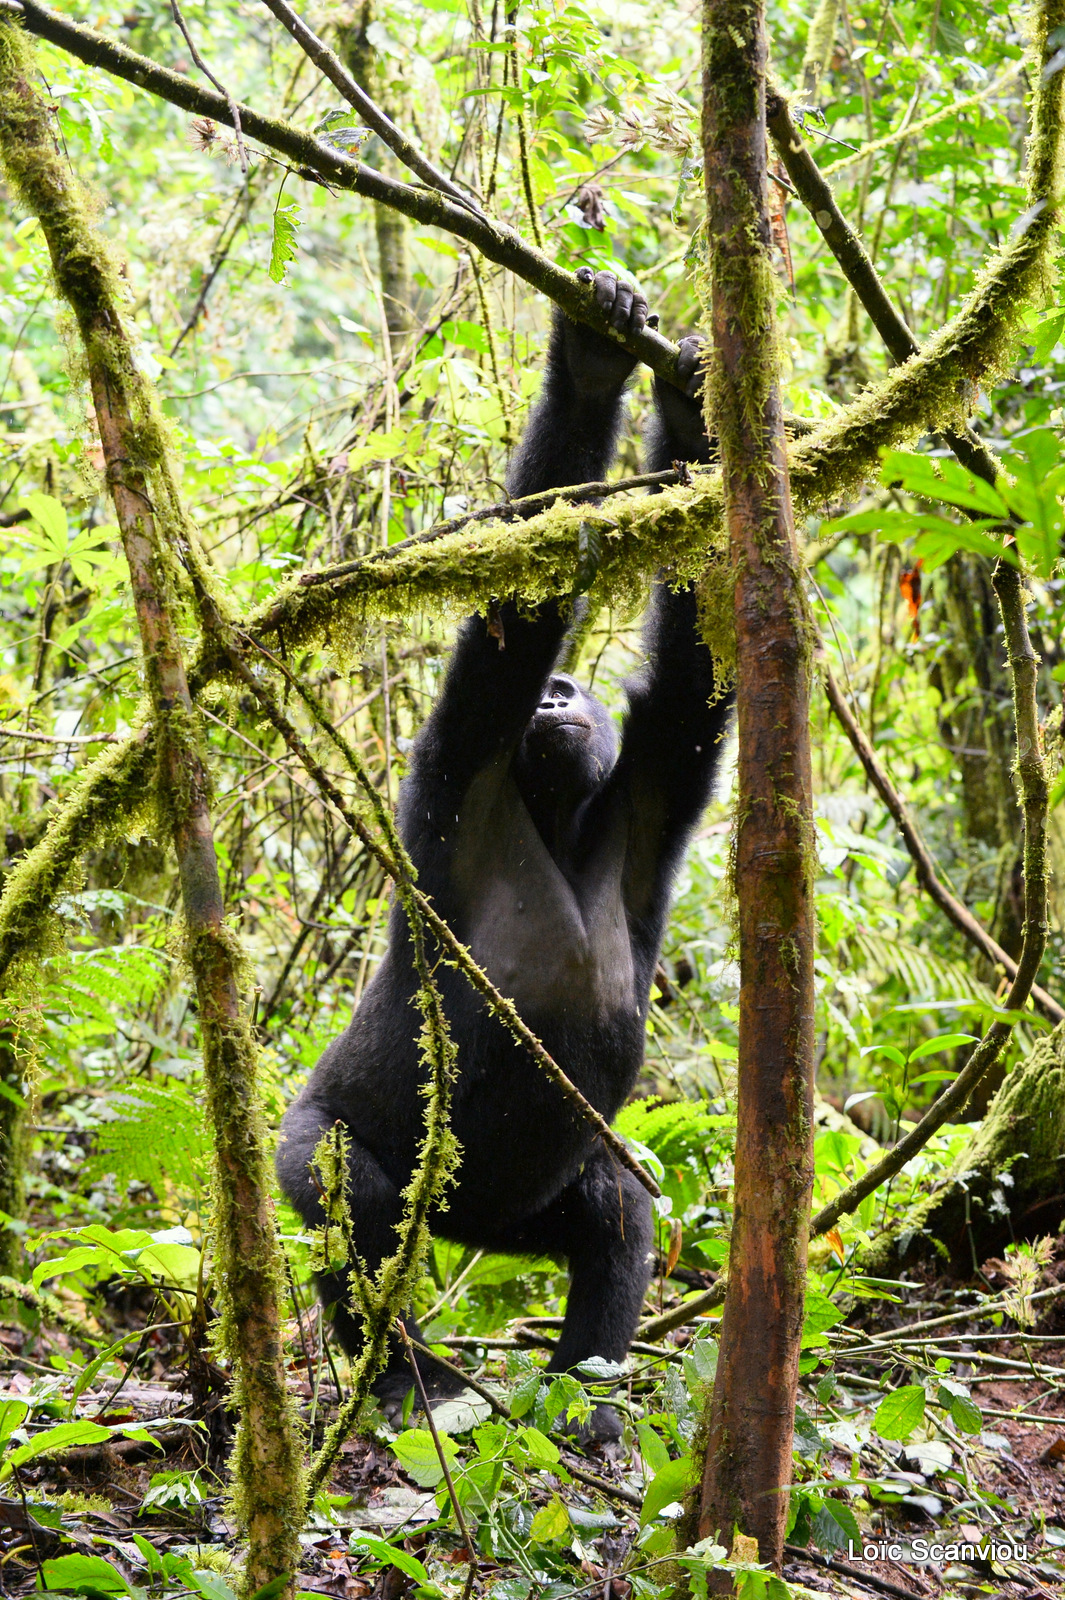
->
{"left": 823, "top": 665, "right": 1063, "bottom": 1024}
{"left": 198, "top": 602, "right": 662, "bottom": 1201}
{"left": 810, "top": 557, "right": 1051, "bottom": 1239}
{"left": 0, "top": 0, "right": 690, "bottom": 390}
{"left": 0, "top": 22, "right": 305, "bottom": 1594}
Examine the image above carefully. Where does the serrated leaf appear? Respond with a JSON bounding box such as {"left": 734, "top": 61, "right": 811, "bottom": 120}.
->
{"left": 269, "top": 196, "right": 301, "bottom": 285}
{"left": 508, "top": 1425, "right": 558, "bottom": 1468}
{"left": 509, "top": 1370, "right": 542, "bottom": 1418}
{"left": 874, "top": 1384, "right": 925, "bottom": 1441}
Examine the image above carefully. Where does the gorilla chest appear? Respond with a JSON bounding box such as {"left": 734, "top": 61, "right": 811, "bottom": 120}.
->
{"left": 450, "top": 784, "right": 636, "bottom": 1023}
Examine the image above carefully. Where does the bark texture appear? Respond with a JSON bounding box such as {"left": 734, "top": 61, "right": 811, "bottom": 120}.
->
{"left": 694, "top": 0, "right": 815, "bottom": 1572}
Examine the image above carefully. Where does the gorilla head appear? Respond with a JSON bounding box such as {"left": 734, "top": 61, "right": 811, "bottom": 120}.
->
{"left": 513, "top": 672, "right": 618, "bottom": 847}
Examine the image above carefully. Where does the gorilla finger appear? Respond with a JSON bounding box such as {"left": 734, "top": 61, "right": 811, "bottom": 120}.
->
{"left": 593, "top": 270, "right": 618, "bottom": 314}
{"left": 575, "top": 265, "right": 594, "bottom": 285}
{"left": 647, "top": 312, "right": 660, "bottom": 330}
{"left": 609, "top": 278, "right": 635, "bottom": 330}
{"left": 629, "top": 290, "right": 648, "bottom": 336}
{"left": 677, "top": 335, "right": 706, "bottom": 396}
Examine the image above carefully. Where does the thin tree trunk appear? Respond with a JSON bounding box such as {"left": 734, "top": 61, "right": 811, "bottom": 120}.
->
{"left": 694, "top": 0, "right": 815, "bottom": 1573}
{"left": 0, "top": 27, "right": 305, "bottom": 1595}
{"left": 338, "top": 0, "right": 412, "bottom": 339}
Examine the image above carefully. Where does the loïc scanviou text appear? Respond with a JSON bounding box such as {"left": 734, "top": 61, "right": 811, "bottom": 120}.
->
{"left": 849, "top": 1538, "right": 1029, "bottom": 1564}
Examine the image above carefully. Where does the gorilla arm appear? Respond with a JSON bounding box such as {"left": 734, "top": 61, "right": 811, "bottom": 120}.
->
{"left": 402, "top": 272, "right": 650, "bottom": 857}
{"left": 583, "top": 340, "right": 732, "bottom": 948}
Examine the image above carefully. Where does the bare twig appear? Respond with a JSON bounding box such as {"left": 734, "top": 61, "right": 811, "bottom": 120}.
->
{"left": 397, "top": 1317, "right": 478, "bottom": 1597}
{"left": 810, "top": 558, "right": 1050, "bottom": 1240}
{"left": 169, "top": 0, "right": 247, "bottom": 173}
{"left": 823, "top": 665, "right": 1062, "bottom": 1023}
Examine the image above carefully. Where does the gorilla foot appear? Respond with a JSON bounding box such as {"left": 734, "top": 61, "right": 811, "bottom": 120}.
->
{"left": 558, "top": 1401, "right": 624, "bottom": 1450}
{"left": 372, "top": 1358, "right": 469, "bottom": 1429}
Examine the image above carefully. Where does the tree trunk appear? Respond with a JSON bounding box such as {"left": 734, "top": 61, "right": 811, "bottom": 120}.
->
{"left": 338, "top": 0, "right": 412, "bottom": 340}
{"left": 0, "top": 1028, "right": 26, "bottom": 1277}
{"left": 0, "top": 28, "right": 305, "bottom": 1595}
{"left": 694, "top": 0, "right": 816, "bottom": 1575}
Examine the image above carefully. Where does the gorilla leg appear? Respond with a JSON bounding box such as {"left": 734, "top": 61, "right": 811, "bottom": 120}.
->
{"left": 276, "top": 1107, "right": 464, "bottom": 1413}
{"left": 497, "top": 1151, "right": 654, "bottom": 1440}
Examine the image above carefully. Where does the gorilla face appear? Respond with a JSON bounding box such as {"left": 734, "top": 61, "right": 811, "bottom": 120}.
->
{"left": 514, "top": 673, "right": 618, "bottom": 832}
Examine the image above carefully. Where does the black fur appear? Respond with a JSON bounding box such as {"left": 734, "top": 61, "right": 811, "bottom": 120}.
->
{"left": 277, "top": 273, "right": 731, "bottom": 1439}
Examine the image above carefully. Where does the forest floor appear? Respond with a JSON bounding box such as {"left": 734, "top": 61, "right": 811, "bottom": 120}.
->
{"left": 2, "top": 1260, "right": 1065, "bottom": 1600}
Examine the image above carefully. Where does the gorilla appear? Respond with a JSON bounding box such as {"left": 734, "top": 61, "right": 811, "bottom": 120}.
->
{"left": 277, "top": 268, "right": 730, "bottom": 1440}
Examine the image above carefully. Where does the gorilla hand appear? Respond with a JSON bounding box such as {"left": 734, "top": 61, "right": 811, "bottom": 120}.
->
{"left": 558, "top": 267, "right": 649, "bottom": 399}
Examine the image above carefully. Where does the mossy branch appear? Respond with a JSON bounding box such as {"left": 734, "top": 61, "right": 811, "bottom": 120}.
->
{"left": 0, "top": 1273, "right": 99, "bottom": 1342}
{"left": 0, "top": 731, "right": 155, "bottom": 987}
{"left": 0, "top": 27, "right": 305, "bottom": 1593}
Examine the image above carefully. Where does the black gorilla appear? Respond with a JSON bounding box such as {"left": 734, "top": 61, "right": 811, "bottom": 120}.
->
{"left": 277, "top": 270, "right": 730, "bottom": 1440}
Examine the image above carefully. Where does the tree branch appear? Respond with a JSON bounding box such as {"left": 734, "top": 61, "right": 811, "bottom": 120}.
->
{"left": 1, "top": 0, "right": 690, "bottom": 390}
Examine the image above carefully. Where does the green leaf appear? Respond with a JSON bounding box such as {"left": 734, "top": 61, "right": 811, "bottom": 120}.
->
{"left": 950, "top": 1392, "right": 982, "bottom": 1434}
{"left": 3, "top": 1417, "right": 156, "bottom": 1478}
{"left": 246, "top": 1576, "right": 292, "bottom": 1600}
{"left": 509, "top": 1370, "right": 542, "bottom": 1418}
{"left": 636, "top": 1421, "right": 670, "bottom": 1476}
{"left": 1029, "top": 307, "right": 1065, "bottom": 360}
{"left": 873, "top": 1384, "right": 925, "bottom": 1441}
{"left": 908, "top": 1033, "right": 979, "bottom": 1061}
{"left": 507, "top": 1425, "right": 559, "bottom": 1469}
{"left": 269, "top": 195, "right": 301, "bottom": 285}
{"left": 39, "top": 1554, "right": 132, "bottom": 1594}
{"left": 23, "top": 491, "right": 68, "bottom": 551}
{"left": 389, "top": 1427, "right": 458, "bottom": 1488}
{"left": 880, "top": 450, "right": 1010, "bottom": 518}
{"left": 529, "top": 1496, "right": 571, "bottom": 1543}
{"left": 801, "top": 1288, "right": 844, "bottom": 1348}
{"left": 350, "top": 1535, "right": 430, "bottom": 1584}
{"left": 189, "top": 1575, "right": 239, "bottom": 1600}
{"left": 640, "top": 1453, "right": 695, "bottom": 1525}
{"left": 0, "top": 1399, "right": 28, "bottom": 1444}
